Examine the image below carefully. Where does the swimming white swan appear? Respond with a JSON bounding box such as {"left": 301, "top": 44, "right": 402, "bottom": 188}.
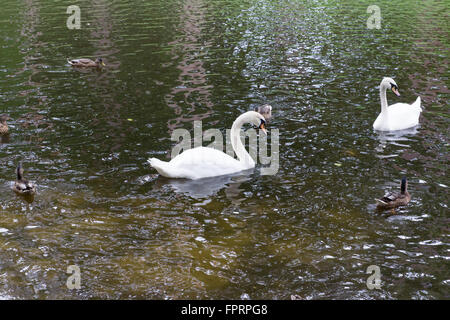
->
{"left": 148, "top": 111, "right": 267, "bottom": 180}
{"left": 373, "top": 77, "right": 422, "bottom": 131}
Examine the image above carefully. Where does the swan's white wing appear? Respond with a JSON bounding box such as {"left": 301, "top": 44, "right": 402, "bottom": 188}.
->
{"left": 388, "top": 98, "right": 421, "bottom": 115}
{"left": 150, "top": 147, "right": 251, "bottom": 180}
{"left": 374, "top": 97, "right": 422, "bottom": 131}
{"left": 387, "top": 98, "right": 421, "bottom": 130}
{"left": 169, "top": 147, "right": 236, "bottom": 165}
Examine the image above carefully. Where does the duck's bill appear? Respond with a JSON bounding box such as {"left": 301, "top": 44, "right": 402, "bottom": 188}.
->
{"left": 102, "top": 62, "right": 106, "bottom": 66}
{"left": 392, "top": 87, "right": 400, "bottom": 96}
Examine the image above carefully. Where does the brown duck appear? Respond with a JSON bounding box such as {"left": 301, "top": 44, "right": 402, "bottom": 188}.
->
{"left": 0, "top": 115, "right": 9, "bottom": 135}
{"left": 376, "top": 177, "right": 411, "bottom": 210}
{"left": 68, "top": 58, "right": 105, "bottom": 68}
{"left": 13, "top": 163, "right": 36, "bottom": 195}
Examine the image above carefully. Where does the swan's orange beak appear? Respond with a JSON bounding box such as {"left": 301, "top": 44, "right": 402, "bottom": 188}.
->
{"left": 259, "top": 122, "right": 267, "bottom": 134}
{"left": 392, "top": 86, "right": 400, "bottom": 96}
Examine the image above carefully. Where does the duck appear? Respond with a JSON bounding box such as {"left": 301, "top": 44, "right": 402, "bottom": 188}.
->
{"left": 376, "top": 177, "right": 411, "bottom": 210}
{"left": 0, "top": 115, "right": 9, "bottom": 135}
{"left": 255, "top": 104, "right": 272, "bottom": 121}
{"left": 373, "top": 77, "right": 422, "bottom": 131}
{"left": 148, "top": 111, "right": 267, "bottom": 179}
{"left": 67, "top": 58, "right": 105, "bottom": 68}
{"left": 12, "top": 163, "right": 36, "bottom": 195}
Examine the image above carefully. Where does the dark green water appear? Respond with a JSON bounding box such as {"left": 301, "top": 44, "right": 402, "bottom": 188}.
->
{"left": 0, "top": 0, "right": 448, "bottom": 299}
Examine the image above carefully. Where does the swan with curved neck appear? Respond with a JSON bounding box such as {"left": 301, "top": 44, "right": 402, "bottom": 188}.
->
{"left": 148, "top": 111, "right": 267, "bottom": 180}
{"left": 373, "top": 77, "right": 421, "bottom": 131}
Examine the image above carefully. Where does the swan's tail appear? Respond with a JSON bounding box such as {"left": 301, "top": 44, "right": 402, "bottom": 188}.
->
{"left": 413, "top": 96, "right": 422, "bottom": 111}
{"left": 148, "top": 158, "right": 175, "bottom": 178}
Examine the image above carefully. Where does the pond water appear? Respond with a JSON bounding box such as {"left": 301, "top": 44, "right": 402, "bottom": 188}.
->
{"left": 0, "top": 0, "right": 448, "bottom": 299}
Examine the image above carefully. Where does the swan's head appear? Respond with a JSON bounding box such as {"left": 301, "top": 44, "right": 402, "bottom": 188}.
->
{"left": 251, "top": 111, "right": 267, "bottom": 134}
{"left": 381, "top": 77, "right": 400, "bottom": 96}
{"left": 234, "top": 111, "right": 268, "bottom": 134}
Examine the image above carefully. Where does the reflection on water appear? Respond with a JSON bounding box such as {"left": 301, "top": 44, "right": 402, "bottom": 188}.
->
{"left": 165, "top": 0, "right": 214, "bottom": 132}
{"left": 1, "top": 134, "right": 10, "bottom": 144}
{"left": 374, "top": 126, "right": 420, "bottom": 156}
{"left": 0, "top": 0, "right": 448, "bottom": 299}
{"left": 155, "top": 170, "right": 253, "bottom": 199}
{"left": 375, "top": 126, "right": 420, "bottom": 143}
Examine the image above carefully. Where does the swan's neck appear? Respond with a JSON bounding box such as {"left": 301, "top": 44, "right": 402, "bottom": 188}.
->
{"left": 380, "top": 85, "right": 388, "bottom": 113}
{"left": 230, "top": 114, "right": 255, "bottom": 168}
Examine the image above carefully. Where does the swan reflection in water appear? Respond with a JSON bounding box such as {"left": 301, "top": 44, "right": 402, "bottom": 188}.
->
{"left": 374, "top": 125, "right": 420, "bottom": 156}
{"left": 152, "top": 169, "right": 254, "bottom": 200}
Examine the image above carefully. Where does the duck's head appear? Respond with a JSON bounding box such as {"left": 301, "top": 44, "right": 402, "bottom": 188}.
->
{"left": 0, "top": 114, "right": 9, "bottom": 124}
{"left": 95, "top": 58, "right": 106, "bottom": 66}
{"left": 381, "top": 77, "right": 400, "bottom": 96}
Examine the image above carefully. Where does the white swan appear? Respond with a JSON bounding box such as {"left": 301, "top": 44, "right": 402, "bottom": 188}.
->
{"left": 148, "top": 111, "right": 267, "bottom": 180}
{"left": 373, "top": 77, "right": 422, "bottom": 131}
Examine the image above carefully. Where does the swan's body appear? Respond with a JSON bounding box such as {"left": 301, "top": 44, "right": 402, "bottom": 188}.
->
{"left": 148, "top": 111, "right": 267, "bottom": 180}
{"left": 149, "top": 147, "right": 250, "bottom": 180}
{"left": 373, "top": 77, "right": 422, "bottom": 131}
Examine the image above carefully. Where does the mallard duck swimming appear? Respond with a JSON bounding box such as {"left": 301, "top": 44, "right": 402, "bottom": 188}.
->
{"left": 255, "top": 104, "right": 272, "bottom": 121}
{"left": 0, "top": 115, "right": 9, "bottom": 135}
{"left": 376, "top": 177, "right": 411, "bottom": 210}
{"left": 13, "top": 163, "right": 36, "bottom": 195}
{"left": 67, "top": 58, "right": 105, "bottom": 68}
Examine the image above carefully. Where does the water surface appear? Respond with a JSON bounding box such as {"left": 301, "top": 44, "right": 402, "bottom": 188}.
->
{"left": 0, "top": 0, "right": 449, "bottom": 299}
